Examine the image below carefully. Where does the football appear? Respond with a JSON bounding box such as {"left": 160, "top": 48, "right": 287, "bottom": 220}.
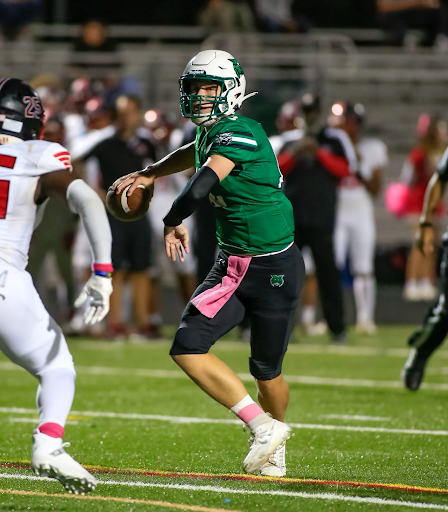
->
{"left": 106, "top": 184, "right": 153, "bottom": 222}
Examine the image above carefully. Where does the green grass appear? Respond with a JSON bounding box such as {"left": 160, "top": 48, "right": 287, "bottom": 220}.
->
{"left": 1, "top": 326, "right": 448, "bottom": 511}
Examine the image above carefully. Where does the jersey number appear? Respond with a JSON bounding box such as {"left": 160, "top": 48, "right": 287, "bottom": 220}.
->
{"left": 0, "top": 180, "right": 10, "bottom": 219}
{"left": 24, "top": 96, "right": 43, "bottom": 119}
{"left": 0, "top": 154, "right": 16, "bottom": 219}
{"left": 209, "top": 193, "right": 227, "bottom": 208}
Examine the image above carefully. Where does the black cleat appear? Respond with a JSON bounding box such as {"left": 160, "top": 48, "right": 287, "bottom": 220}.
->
{"left": 401, "top": 349, "right": 427, "bottom": 391}
{"left": 330, "top": 330, "right": 347, "bottom": 345}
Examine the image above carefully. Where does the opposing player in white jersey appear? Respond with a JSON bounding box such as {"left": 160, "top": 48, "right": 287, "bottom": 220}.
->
{"left": 0, "top": 78, "right": 113, "bottom": 494}
{"left": 331, "top": 102, "right": 388, "bottom": 333}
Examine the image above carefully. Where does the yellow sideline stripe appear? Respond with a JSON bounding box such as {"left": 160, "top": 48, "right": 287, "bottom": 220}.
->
{"left": 2, "top": 459, "right": 448, "bottom": 495}
{"left": 0, "top": 488, "right": 243, "bottom": 512}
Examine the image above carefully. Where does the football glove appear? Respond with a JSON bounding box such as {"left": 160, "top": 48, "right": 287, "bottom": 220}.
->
{"left": 74, "top": 274, "right": 113, "bottom": 325}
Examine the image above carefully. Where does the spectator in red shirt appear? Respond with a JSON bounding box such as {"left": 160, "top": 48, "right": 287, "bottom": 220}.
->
{"left": 401, "top": 113, "right": 448, "bottom": 301}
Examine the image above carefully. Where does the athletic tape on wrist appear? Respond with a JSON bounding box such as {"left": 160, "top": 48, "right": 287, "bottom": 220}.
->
{"left": 93, "top": 263, "right": 114, "bottom": 277}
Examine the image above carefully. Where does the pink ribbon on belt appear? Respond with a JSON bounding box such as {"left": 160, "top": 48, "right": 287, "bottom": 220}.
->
{"left": 191, "top": 255, "right": 252, "bottom": 318}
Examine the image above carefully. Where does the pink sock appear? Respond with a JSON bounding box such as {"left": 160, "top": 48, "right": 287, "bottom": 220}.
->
{"left": 39, "top": 422, "right": 64, "bottom": 439}
{"left": 236, "top": 403, "right": 265, "bottom": 424}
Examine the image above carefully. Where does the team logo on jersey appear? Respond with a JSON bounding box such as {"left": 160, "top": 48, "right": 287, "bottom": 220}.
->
{"left": 229, "top": 58, "right": 243, "bottom": 78}
{"left": 215, "top": 132, "right": 232, "bottom": 146}
{"left": 270, "top": 275, "right": 284, "bottom": 287}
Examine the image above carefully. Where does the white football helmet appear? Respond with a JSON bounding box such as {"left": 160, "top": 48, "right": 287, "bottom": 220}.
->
{"left": 179, "top": 50, "right": 257, "bottom": 126}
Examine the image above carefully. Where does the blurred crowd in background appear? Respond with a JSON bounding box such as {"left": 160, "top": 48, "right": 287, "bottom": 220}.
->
{"left": 25, "top": 73, "right": 197, "bottom": 340}
{"left": 3, "top": 0, "right": 448, "bottom": 49}
{"left": 2, "top": 1, "right": 448, "bottom": 340}
{"left": 20, "top": 69, "right": 447, "bottom": 341}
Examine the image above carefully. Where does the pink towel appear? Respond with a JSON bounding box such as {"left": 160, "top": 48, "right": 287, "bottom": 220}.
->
{"left": 191, "top": 255, "right": 252, "bottom": 318}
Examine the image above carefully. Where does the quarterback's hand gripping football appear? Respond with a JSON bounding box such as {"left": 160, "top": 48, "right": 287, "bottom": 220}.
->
{"left": 113, "top": 169, "right": 155, "bottom": 197}
{"left": 74, "top": 274, "right": 113, "bottom": 325}
{"left": 164, "top": 223, "right": 190, "bottom": 262}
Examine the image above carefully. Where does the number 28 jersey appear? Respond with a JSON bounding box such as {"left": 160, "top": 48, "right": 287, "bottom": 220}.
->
{"left": 0, "top": 140, "right": 72, "bottom": 270}
{"left": 195, "top": 115, "right": 294, "bottom": 255}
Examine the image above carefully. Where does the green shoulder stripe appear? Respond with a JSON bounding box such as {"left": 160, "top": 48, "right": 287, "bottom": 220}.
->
{"left": 231, "top": 131, "right": 253, "bottom": 137}
{"left": 226, "top": 143, "right": 257, "bottom": 152}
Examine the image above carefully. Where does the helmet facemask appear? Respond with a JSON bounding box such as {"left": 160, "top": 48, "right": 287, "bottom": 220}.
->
{"left": 179, "top": 76, "right": 238, "bottom": 127}
{"left": 179, "top": 50, "right": 257, "bottom": 127}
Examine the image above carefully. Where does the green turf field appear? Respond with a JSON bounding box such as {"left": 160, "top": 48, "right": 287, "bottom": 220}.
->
{"left": 1, "top": 325, "right": 448, "bottom": 511}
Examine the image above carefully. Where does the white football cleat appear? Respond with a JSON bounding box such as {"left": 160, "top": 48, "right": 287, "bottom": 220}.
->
{"left": 420, "top": 282, "right": 437, "bottom": 301}
{"left": 403, "top": 281, "right": 421, "bottom": 302}
{"left": 31, "top": 430, "right": 97, "bottom": 494}
{"left": 355, "top": 320, "right": 377, "bottom": 335}
{"left": 243, "top": 418, "right": 291, "bottom": 473}
{"left": 260, "top": 441, "right": 286, "bottom": 477}
{"left": 305, "top": 321, "right": 328, "bottom": 336}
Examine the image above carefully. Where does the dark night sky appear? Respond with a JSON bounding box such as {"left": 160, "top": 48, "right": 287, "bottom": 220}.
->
{"left": 43, "top": 0, "right": 378, "bottom": 28}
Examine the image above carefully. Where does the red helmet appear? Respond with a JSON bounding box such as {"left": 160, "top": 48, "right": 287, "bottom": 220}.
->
{"left": 276, "top": 99, "right": 302, "bottom": 133}
{"left": 328, "top": 101, "right": 365, "bottom": 127}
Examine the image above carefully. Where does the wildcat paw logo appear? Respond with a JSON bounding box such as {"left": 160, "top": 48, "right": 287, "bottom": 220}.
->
{"left": 270, "top": 275, "right": 284, "bottom": 287}
{"left": 229, "top": 58, "right": 243, "bottom": 78}
{"left": 215, "top": 132, "right": 232, "bottom": 146}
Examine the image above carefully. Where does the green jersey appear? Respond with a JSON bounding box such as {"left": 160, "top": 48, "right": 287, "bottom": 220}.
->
{"left": 195, "top": 115, "right": 294, "bottom": 255}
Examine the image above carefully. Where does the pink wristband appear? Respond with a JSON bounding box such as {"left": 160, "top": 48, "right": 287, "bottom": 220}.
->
{"left": 93, "top": 263, "right": 114, "bottom": 273}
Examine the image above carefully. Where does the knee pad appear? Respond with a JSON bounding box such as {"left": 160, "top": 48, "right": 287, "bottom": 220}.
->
{"left": 170, "top": 327, "right": 212, "bottom": 356}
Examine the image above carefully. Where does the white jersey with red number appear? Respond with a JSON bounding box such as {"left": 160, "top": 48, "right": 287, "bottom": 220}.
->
{"left": 338, "top": 137, "right": 388, "bottom": 213}
{"left": 0, "top": 140, "right": 72, "bottom": 270}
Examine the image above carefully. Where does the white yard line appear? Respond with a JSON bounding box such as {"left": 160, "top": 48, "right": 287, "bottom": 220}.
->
{"left": 73, "top": 339, "right": 448, "bottom": 359}
{"left": 8, "top": 418, "right": 78, "bottom": 425}
{"left": 427, "top": 368, "right": 448, "bottom": 375}
{"left": 0, "top": 473, "right": 447, "bottom": 510}
{"left": 0, "top": 407, "right": 447, "bottom": 436}
{"left": 1, "top": 361, "right": 447, "bottom": 391}
{"left": 323, "top": 414, "right": 391, "bottom": 421}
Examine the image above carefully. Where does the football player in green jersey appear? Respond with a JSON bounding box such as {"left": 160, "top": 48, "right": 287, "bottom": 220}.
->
{"left": 113, "top": 50, "right": 305, "bottom": 477}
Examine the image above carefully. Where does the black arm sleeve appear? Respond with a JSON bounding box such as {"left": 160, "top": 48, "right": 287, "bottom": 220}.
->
{"left": 438, "top": 146, "right": 448, "bottom": 182}
{"left": 163, "top": 166, "right": 219, "bottom": 227}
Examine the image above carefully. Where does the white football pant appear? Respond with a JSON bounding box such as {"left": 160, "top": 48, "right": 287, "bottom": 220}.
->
{"left": 334, "top": 209, "right": 376, "bottom": 324}
{"left": 334, "top": 209, "right": 375, "bottom": 275}
{"left": 0, "top": 262, "right": 76, "bottom": 427}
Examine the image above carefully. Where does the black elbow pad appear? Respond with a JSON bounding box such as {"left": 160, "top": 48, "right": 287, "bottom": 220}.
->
{"left": 163, "top": 166, "right": 219, "bottom": 226}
